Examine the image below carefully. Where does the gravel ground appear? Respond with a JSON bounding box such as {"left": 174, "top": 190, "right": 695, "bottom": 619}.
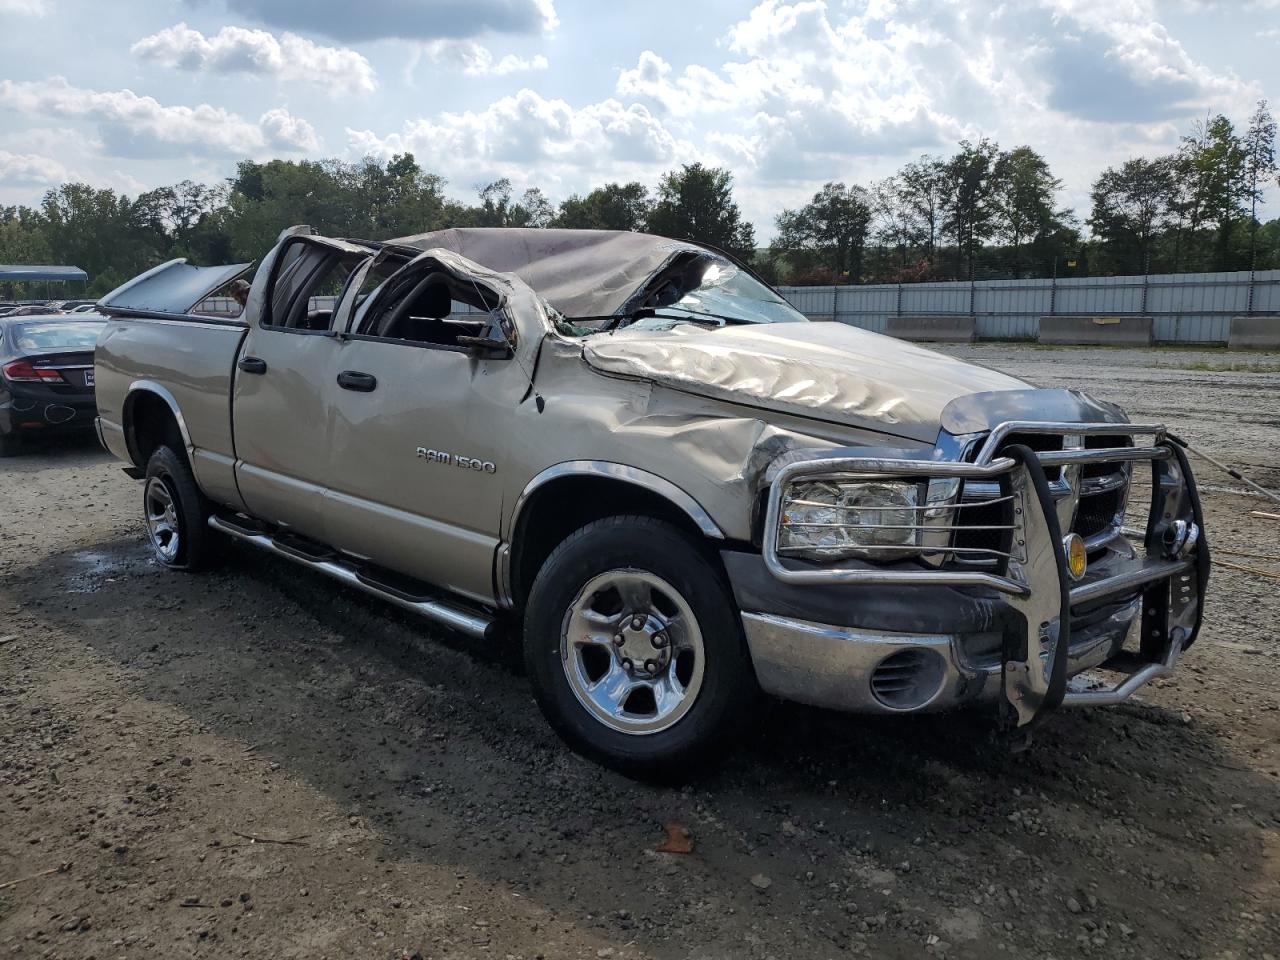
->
{"left": 2, "top": 345, "right": 1278, "bottom": 960}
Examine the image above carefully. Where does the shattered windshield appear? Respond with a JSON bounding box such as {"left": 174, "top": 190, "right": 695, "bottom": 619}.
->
{"left": 622, "top": 259, "right": 808, "bottom": 332}
{"left": 546, "top": 252, "right": 811, "bottom": 337}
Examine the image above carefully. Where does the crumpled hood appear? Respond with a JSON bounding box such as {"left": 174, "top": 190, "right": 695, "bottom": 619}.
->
{"left": 583, "top": 321, "right": 1029, "bottom": 444}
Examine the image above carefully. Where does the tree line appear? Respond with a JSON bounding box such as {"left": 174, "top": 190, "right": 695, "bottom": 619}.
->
{"left": 0, "top": 101, "right": 1276, "bottom": 297}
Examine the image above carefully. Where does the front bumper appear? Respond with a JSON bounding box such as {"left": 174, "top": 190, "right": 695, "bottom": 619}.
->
{"left": 731, "top": 422, "right": 1210, "bottom": 730}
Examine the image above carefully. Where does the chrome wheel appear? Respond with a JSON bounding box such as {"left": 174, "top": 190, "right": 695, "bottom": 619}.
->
{"left": 560, "top": 569, "right": 706, "bottom": 735}
{"left": 144, "top": 476, "right": 181, "bottom": 563}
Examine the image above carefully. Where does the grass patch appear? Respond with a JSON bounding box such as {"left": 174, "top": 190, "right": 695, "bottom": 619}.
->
{"left": 962, "top": 340, "right": 1280, "bottom": 359}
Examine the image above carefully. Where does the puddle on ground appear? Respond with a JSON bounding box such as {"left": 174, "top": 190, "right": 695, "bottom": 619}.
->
{"left": 66, "top": 546, "right": 156, "bottom": 593}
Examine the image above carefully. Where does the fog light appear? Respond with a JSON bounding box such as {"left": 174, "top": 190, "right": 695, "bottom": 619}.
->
{"left": 1063, "top": 533, "right": 1087, "bottom": 581}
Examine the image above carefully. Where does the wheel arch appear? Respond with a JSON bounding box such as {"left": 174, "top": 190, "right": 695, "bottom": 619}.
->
{"left": 122, "top": 381, "right": 193, "bottom": 469}
{"left": 503, "top": 462, "right": 726, "bottom": 609}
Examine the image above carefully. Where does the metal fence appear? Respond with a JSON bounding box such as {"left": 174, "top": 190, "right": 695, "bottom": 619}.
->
{"left": 777, "top": 269, "right": 1280, "bottom": 343}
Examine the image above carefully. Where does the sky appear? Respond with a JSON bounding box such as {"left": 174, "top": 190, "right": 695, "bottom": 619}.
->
{"left": 0, "top": 0, "right": 1276, "bottom": 241}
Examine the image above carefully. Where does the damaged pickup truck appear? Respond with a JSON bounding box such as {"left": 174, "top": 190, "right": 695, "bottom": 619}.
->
{"left": 93, "top": 226, "right": 1210, "bottom": 773}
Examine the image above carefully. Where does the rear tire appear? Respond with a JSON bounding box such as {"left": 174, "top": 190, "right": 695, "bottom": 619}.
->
{"left": 523, "top": 515, "right": 757, "bottom": 779}
{"left": 0, "top": 429, "right": 20, "bottom": 458}
{"left": 143, "top": 445, "right": 215, "bottom": 571}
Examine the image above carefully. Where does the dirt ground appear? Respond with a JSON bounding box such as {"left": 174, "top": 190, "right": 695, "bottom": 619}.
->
{"left": 2, "top": 344, "right": 1278, "bottom": 960}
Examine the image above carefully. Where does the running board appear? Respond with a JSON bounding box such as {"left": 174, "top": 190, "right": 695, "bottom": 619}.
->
{"left": 207, "top": 515, "right": 494, "bottom": 640}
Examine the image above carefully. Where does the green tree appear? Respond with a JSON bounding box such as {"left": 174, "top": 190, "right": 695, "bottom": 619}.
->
{"left": 1089, "top": 156, "right": 1175, "bottom": 274}
{"left": 512, "top": 187, "right": 554, "bottom": 228}
{"left": 773, "top": 181, "right": 872, "bottom": 281}
{"left": 893, "top": 156, "right": 948, "bottom": 259}
{"left": 0, "top": 205, "right": 53, "bottom": 298}
{"left": 1256, "top": 217, "right": 1280, "bottom": 270}
{"left": 554, "top": 182, "right": 650, "bottom": 230}
{"left": 0, "top": 205, "right": 51, "bottom": 264}
{"left": 224, "top": 159, "right": 347, "bottom": 259}
{"left": 993, "top": 146, "right": 1068, "bottom": 276}
{"left": 1242, "top": 100, "right": 1278, "bottom": 271}
{"left": 940, "top": 139, "right": 1002, "bottom": 278}
{"left": 647, "top": 163, "right": 756, "bottom": 261}
{"left": 465, "top": 179, "right": 554, "bottom": 228}
{"left": 40, "top": 183, "right": 162, "bottom": 292}
{"left": 1180, "top": 114, "right": 1248, "bottom": 269}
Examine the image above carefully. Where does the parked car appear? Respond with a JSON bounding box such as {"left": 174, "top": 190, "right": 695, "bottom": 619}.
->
{"left": 0, "top": 304, "right": 62, "bottom": 318}
{"left": 0, "top": 315, "right": 105, "bottom": 455}
{"left": 92, "top": 227, "right": 1210, "bottom": 774}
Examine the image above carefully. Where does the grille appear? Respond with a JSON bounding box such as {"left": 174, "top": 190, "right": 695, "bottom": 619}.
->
{"left": 1073, "top": 434, "right": 1132, "bottom": 544}
{"left": 1075, "top": 487, "right": 1124, "bottom": 540}
{"left": 950, "top": 430, "right": 1133, "bottom": 566}
{"left": 952, "top": 482, "right": 1013, "bottom": 566}
{"left": 1001, "top": 432, "right": 1064, "bottom": 479}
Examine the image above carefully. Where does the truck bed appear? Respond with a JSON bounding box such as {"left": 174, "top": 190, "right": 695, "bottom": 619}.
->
{"left": 95, "top": 314, "right": 249, "bottom": 511}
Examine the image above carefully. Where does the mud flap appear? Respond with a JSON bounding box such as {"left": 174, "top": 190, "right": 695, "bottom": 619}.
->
{"left": 998, "top": 445, "right": 1072, "bottom": 730}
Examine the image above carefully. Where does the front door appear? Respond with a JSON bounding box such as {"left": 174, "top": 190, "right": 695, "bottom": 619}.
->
{"left": 320, "top": 255, "right": 525, "bottom": 604}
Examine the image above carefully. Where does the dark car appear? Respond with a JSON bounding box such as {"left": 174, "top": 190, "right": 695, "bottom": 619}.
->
{"left": 0, "top": 305, "right": 62, "bottom": 318}
{"left": 0, "top": 316, "right": 105, "bottom": 456}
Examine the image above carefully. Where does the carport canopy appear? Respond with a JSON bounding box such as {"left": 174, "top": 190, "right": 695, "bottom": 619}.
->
{"left": 0, "top": 264, "right": 88, "bottom": 282}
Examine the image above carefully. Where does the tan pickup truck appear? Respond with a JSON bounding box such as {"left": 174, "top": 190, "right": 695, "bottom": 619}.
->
{"left": 93, "top": 226, "right": 1210, "bottom": 774}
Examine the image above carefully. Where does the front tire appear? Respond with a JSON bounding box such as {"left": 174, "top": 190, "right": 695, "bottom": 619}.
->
{"left": 143, "top": 445, "right": 215, "bottom": 571}
{"left": 523, "top": 516, "right": 756, "bottom": 778}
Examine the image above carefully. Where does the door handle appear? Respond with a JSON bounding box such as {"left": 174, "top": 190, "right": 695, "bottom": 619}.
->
{"left": 238, "top": 356, "right": 267, "bottom": 374}
{"left": 337, "top": 370, "right": 377, "bottom": 392}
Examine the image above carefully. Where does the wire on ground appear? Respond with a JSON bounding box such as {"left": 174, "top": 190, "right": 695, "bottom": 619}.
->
{"left": 1168, "top": 434, "right": 1280, "bottom": 507}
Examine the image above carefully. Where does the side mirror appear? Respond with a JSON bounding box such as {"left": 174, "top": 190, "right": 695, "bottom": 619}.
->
{"left": 456, "top": 312, "right": 514, "bottom": 359}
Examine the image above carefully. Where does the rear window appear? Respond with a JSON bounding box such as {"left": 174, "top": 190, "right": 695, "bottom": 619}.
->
{"left": 13, "top": 321, "right": 104, "bottom": 351}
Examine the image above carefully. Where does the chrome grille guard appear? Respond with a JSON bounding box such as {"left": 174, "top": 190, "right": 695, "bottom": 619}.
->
{"left": 761, "top": 422, "right": 1211, "bottom": 729}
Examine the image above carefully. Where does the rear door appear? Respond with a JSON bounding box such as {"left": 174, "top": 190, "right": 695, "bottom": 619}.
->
{"left": 232, "top": 235, "right": 372, "bottom": 539}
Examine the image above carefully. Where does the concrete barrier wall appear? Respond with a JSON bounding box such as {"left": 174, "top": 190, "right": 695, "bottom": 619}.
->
{"left": 1228, "top": 316, "right": 1280, "bottom": 349}
{"left": 1039, "top": 315, "right": 1154, "bottom": 346}
{"left": 886, "top": 314, "right": 976, "bottom": 343}
{"left": 778, "top": 269, "right": 1280, "bottom": 344}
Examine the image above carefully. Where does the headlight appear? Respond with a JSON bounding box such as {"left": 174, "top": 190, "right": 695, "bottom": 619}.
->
{"left": 779, "top": 479, "right": 924, "bottom": 561}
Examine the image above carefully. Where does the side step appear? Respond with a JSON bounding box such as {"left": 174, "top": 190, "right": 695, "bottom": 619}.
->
{"left": 208, "top": 515, "right": 495, "bottom": 641}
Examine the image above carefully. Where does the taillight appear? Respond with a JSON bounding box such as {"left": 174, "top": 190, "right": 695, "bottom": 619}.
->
{"left": 1, "top": 360, "right": 64, "bottom": 383}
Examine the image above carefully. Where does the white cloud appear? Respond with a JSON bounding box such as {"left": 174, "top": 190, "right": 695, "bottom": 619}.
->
{"left": 1029, "top": 0, "right": 1248, "bottom": 121}
{"left": 604, "top": 0, "right": 1259, "bottom": 222}
{"left": 615, "top": 7, "right": 964, "bottom": 180}
{"left": 424, "top": 40, "right": 548, "bottom": 76}
{"left": 259, "top": 107, "right": 322, "bottom": 152}
{"left": 0, "top": 149, "right": 70, "bottom": 185}
{"left": 220, "top": 0, "right": 557, "bottom": 42}
{"left": 0, "top": 77, "right": 320, "bottom": 158}
{"left": 0, "top": 0, "right": 48, "bottom": 14}
{"left": 347, "top": 88, "right": 687, "bottom": 192}
{"left": 131, "top": 23, "right": 377, "bottom": 95}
